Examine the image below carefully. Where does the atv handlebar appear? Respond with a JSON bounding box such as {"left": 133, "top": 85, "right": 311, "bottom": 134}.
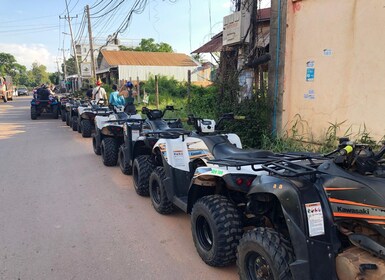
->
{"left": 329, "top": 139, "right": 385, "bottom": 174}
{"left": 141, "top": 105, "right": 180, "bottom": 120}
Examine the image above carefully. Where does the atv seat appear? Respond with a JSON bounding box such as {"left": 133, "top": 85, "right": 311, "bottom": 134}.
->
{"left": 213, "top": 143, "right": 275, "bottom": 160}
{"left": 125, "top": 104, "right": 137, "bottom": 115}
{"left": 116, "top": 112, "right": 129, "bottom": 120}
{"left": 200, "top": 135, "right": 275, "bottom": 160}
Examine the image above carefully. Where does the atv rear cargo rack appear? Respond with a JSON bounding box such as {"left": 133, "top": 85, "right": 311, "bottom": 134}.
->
{"left": 261, "top": 158, "right": 320, "bottom": 178}
{"left": 208, "top": 155, "right": 322, "bottom": 175}
{"left": 207, "top": 157, "right": 280, "bottom": 171}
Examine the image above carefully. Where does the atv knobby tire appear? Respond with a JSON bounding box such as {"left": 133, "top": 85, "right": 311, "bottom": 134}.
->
{"left": 132, "top": 155, "right": 154, "bottom": 196}
{"left": 118, "top": 145, "right": 132, "bottom": 175}
{"left": 31, "top": 106, "right": 37, "bottom": 120}
{"left": 92, "top": 134, "right": 101, "bottom": 155}
{"left": 191, "top": 195, "right": 243, "bottom": 267}
{"left": 66, "top": 112, "right": 70, "bottom": 126}
{"left": 52, "top": 106, "right": 59, "bottom": 119}
{"left": 81, "top": 119, "right": 92, "bottom": 138}
{"left": 71, "top": 116, "right": 78, "bottom": 131}
{"left": 77, "top": 118, "right": 82, "bottom": 133}
{"left": 149, "top": 167, "right": 173, "bottom": 214}
{"left": 61, "top": 109, "right": 66, "bottom": 121}
{"left": 237, "top": 228, "right": 294, "bottom": 280}
{"left": 101, "top": 137, "right": 119, "bottom": 166}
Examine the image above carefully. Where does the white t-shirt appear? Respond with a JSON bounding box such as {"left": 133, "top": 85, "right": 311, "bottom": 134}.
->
{"left": 92, "top": 86, "right": 107, "bottom": 103}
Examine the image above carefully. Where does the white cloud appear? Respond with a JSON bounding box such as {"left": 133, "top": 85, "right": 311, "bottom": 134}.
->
{"left": 0, "top": 43, "right": 56, "bottom": 72}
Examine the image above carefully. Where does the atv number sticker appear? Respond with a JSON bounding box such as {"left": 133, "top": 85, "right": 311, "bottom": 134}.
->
{"left": 132, "top": 130, "right": 140, "bottom": 141}
{"left": 305, "top": 202, "right": 325, "bottom": 237}
{"left": 173, "top": 150, "right": 185, "bottom": 166}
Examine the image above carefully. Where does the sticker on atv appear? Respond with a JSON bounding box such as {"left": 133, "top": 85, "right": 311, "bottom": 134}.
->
{"left": 305, "top": 202, "right": 325, "bottom": 237}
{"left": 173, "top": 150, "right": 185, "bottom": 166}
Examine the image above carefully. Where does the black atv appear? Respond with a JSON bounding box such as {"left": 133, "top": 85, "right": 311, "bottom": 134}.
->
{"left": 30, "top": 88, "right": 59, "bottom": 120}
{"left": 143, "top": 113, "right": 288, "bottom": 267}
{"left": 234, "top": 139, "right": 385, "bottom": 279}
{"left": 92, "top": 105, "right": 141, "bottom": 166}
{"left": 77, "top": 99, "right": 111, "bottom": 138}
{"left": 128, "top": 105, "right": 184, "bottom": 195}
{"left": 66, "top": 99, "right": 84, "bottom": 131}
{"left": 58, "top": 95, "right": 69, "bottom": 122}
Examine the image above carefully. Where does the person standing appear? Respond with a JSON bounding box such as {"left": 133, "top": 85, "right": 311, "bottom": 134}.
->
{"left": 119, "top": 81, "right": 137, "bottom": 114}
{"left": 92, "top": 79, "right": 108, "bottom": 104}
{"left": 85, "top": 85, "right": 93, "bottom": 99}
{"left": 109, "top": 84, "right": 125, "bottom": 106}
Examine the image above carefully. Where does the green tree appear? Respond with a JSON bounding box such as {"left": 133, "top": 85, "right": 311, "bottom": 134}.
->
{"left": 62, "top": 57, "right": 78, "bottom": 76}
{"left": 0, "top": 52, "right": 17, "bottom": 75}
{"left": 28, "top": 62, "right": 50, "bottom": 87}
{"left": 49, "top": 72, "right": 60, "bottom": 85}
{"left": 119, "top": 38, "right": 173, "bottom": 53}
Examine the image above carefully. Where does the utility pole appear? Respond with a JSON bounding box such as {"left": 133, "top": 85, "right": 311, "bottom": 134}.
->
{"left": 268, "top": 0, "right": 288, "bottom": 137}
{"left": 155, "top": 75, "right": 159, "bottom": 109}
{"left": 59, "top": 48, "right": 68, "bottom": 90}
{"left": 85, "top": 5, "right": 96, "bottom": 81}
{"left": 60, "top": 0, "right": 81, "bottom": 90}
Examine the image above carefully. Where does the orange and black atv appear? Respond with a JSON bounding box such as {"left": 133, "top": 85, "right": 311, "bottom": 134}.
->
{"left": 236, "top": 138, "right": 385, "bottom": 280}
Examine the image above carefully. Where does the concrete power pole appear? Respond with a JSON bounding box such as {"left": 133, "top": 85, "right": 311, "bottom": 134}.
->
{"left": 63, "top": 0, "right": 81, "bottom": 90}
{"left": 86, "top": 5, "right": 96, "bottom": 81}
{"left": 268, "top": 0, "right": 288, "bottom": 137}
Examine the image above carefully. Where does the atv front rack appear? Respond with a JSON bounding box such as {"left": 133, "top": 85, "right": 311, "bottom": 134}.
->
{"left": 105, "top": 118, "right": 145, "bottom": 124}
{"left": 142, "top": 129, "right": 191, "bottom": 139}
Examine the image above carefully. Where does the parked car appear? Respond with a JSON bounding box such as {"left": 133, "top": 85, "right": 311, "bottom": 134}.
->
{"left": 17, "top": 86, "right": 29, "bottom": 96}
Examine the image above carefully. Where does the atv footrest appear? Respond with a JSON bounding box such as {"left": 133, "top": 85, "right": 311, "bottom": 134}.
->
{"left": 173, "top": 196, "right": 188, "bottom": 212}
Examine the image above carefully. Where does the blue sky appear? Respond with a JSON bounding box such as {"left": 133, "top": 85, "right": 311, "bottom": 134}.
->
{"left": 0, "top": 0, "right": 270, "bottom": 72}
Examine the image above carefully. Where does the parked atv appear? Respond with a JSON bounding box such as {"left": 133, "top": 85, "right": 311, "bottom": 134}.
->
{"left": 128, "top": 106, "right": 184, "bottom": 195}
{"left": 92, "top": 105, "right": 141, "bottom": 166}
{"left": 143, "top": 113, "right": 286, "bottom": 266}
{"left": 65, "top": 99, "right": 83, "bottom": 131}
{"left": 77, "top": 99, "right": 110, "bottom": 138}
{"left": 59, "top": 96, "right": 70, "bottom": 122}
{"left": 30, "top": 87, "right": 59, "bottom": 120}
{"left": 233, "top": 139, "right": 385, "bottom": 280}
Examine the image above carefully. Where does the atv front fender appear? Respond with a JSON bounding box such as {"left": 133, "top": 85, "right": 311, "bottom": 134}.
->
{"left": 248, "top": 175, "right": 340, "bottom": 280}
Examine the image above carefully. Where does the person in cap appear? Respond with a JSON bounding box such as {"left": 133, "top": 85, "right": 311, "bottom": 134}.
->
{"left": 92, "top": 79, "right": 108, "bottom": 104}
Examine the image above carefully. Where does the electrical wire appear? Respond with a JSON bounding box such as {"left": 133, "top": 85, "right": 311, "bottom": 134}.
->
{"left": 90, "top": 0, "right": 105, "bottom": 9}
{"left": 90, "top": 0, "right": 115, "bottom": 16}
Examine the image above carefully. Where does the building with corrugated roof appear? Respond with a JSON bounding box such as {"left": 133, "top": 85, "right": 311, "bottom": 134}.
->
{"left": 96, "top": 50, "right": 200, "bottom": 84}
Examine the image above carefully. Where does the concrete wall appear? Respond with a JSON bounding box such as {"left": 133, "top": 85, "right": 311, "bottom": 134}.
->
{"left": 283, "top": 0, "right": 385, "bottom": 141}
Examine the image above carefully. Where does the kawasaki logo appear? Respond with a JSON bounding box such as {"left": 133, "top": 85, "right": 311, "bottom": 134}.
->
{"left": 337, "top": 206, "right": 369, "bottom": 215}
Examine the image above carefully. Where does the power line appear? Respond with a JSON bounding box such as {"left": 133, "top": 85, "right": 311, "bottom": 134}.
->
{"left": 90, "top": 0, "right": 105, "bottom": 9}
{"left": 90, "top": 0, "right": 115, "bottom": 16}
{"left": 91, "top": 0, "right": 126, "bottom": 19}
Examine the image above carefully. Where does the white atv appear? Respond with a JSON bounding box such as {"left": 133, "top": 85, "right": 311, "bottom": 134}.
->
{"left": 145, "top": 114, "right": 304, "bottom": 267}
{"left": 92, "top": 105, "right": 141, "bottom": 166}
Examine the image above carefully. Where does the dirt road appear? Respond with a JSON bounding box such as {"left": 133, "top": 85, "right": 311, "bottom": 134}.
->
{"left": 0, "top": 96, "right": 238, "bottom": 280}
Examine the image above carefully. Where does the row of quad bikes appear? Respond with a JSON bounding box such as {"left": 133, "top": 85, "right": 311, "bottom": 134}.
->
{"left": 35, "top": 93, "right": 385, "bottom": 280}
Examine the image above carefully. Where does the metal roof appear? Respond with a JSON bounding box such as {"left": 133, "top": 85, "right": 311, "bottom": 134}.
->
{"left": 191, "top": 32, "right": 223, "bottom": 54}
{"left": 100, "top": 50, "right": 198, "bottom": 67}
